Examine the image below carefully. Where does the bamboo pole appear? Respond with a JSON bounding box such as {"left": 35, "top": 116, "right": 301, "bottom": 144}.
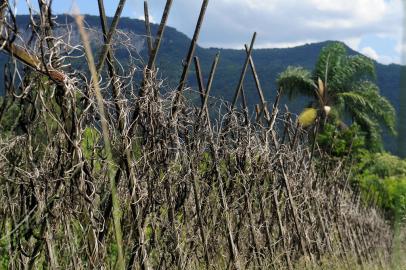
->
{"left": 231, "top": 32, "right": 256, "bottom": 109}
{"left": 172, "top": 0, "right": 209, "bottom": 117}
{"left": 138, "top": 0, "right": 173, "bottom": 98}
{"left": 0, "top": 36, "right": 65, "bottom": 83}
{"left": 146, "top": 0, "right": 173, "bottom": 72}
{"left": 198, "top": 52, "right": 220, "bottom": 121}
{"left": 96, "top": 0, "right": 127, "bottom": 74}
{"left": 279, "top": 157, "right": 311, "bottom": 260}
{"left": 244, "top": 44, "right": 271, "bottom": 122}
{"left": 144, "top": 0, "right": 153, "bottom": 55}
{"left": 194, "top": 56, "right": 206, "bottom": 104}
{"left": 273, "top": 187, "right": 293, "bottom": 270}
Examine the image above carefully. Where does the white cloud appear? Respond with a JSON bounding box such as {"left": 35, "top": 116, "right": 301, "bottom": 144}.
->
{"left": 361, "top": 47, "right": 379, "bottom": 60}
{"left": 131, "top": 0, "right": 404, "bottom": 64}
{"left": 360, "top": 46, "right": 401, "bottom": 65}
{"left": 342, "top": 37, "right": 362, "bottom": 51}
{"left": 260, "top": 40, "right": 320, "bottom": 49}
{"left": 395, "top": 42, "right": 406, "bottom": 55}
{"left": 310, "top": 0, "right": 388, "bottom": 23}
{"left": 137, "top": 15, "right": 156, "bottom": 24}
{"left": 378, "top": 55, "right": 398, "bottom": 65}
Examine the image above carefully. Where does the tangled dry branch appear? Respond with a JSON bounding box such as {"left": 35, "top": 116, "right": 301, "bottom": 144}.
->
{"left": 0, "top": 1, "right": 393, "bottom": 269}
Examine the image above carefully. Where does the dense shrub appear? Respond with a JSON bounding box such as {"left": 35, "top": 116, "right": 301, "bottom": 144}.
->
{"left": 354, "top": 151, "right": 406, "bottom": 221}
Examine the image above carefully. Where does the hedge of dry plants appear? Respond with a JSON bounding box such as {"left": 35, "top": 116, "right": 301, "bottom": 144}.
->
{"left": 0, "top": 0, "right": 394, "bottom": 269}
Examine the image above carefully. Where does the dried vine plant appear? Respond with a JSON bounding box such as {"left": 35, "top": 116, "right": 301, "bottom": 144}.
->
{"left": 0, "top": 1, "right": 393, "bottom": 269}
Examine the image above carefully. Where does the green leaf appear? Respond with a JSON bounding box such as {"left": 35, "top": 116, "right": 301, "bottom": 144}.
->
{"left": 277, "top": 66, "right": 316, "bottom": 99}
{"left": 314, "top": 42, "right": 347, "bottom": 85}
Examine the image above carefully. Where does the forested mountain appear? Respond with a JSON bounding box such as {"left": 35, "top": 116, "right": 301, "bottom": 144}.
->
{"left": 0, "top": 15, "right": 402, "bottom": 152}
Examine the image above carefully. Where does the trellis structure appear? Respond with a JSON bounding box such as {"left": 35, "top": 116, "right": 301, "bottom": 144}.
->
{"left": 0, "top": 1, "right": 393, "bottom": 269}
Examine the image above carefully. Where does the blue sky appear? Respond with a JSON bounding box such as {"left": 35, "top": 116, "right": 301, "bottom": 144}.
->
{"left": 12, "top": 0, "right": 405, "bottom": 65}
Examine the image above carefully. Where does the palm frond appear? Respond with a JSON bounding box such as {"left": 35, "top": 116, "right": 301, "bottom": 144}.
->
{"left": 337, "top": 91, "right": 368, "bottom": 107}
{"left": 330, "top": 55, "right": 376, "bottom": 92}
{"left": 314, "top": 42, "right": 346, "bottom": 85}
{"left": 352, "top": 82, "right": 396, "bottom": 134}
{"left": 349, "top": 109, "right": 383, "bottom": 150}
{"left": 338, "top": 82, "right": 396, "bottom": 135}
{"left": 277, "top": 41, "right": 396, "bottom": 150}
{"left": 277, "top": 66, "right": 316, "bottom": 99}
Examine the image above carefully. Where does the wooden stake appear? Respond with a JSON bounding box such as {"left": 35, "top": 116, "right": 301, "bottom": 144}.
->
{"left": 231, "top": 32, "right": 256, "bottom": 109}
{"left": 172, "top": 0, "right": 209, "bottom": 117}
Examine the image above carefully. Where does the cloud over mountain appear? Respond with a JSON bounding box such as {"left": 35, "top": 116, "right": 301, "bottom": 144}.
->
{"left": 130, "top": 0, "right": 404, "bottom": 64}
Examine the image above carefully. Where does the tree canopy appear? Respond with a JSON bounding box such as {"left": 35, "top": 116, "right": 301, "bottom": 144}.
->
{"left": 277, "top": 42, "right": 396, "bottom": 151}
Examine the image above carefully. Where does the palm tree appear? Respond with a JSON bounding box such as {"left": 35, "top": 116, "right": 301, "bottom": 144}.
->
{"left": 277, "top": 42, "right": 396, "bottom": 151}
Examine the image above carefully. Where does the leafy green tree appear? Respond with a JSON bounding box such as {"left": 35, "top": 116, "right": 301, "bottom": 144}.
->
{"left": 277, "top": 42, "right": 396, "bottom": 151}
{"left": 317, "top": 123, "right": 366, "bottom": 157}
{"left": 353, "top": 151, "right": 406, "bottom": 221}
